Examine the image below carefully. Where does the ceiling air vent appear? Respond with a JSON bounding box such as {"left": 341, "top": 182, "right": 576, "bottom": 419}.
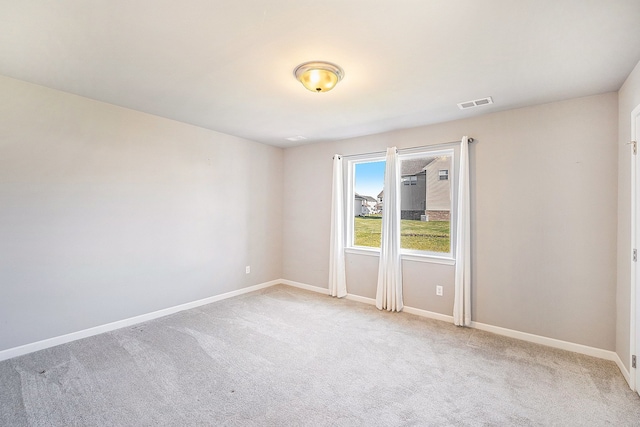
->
{"left": 457, "top": 97, "right": 493, "bottom": 110}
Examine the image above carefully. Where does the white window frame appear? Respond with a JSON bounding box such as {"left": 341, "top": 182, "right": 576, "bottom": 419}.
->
{"left": 345, "top": 147, "right": 456, "bottom": 265}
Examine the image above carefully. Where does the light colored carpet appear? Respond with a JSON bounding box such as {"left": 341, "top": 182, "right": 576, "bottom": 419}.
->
{"left": 1, "top": 284, "right": 638, "bottom": 426}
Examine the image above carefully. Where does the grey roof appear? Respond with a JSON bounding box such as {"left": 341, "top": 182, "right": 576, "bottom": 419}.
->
{"left": 355, "top": 193, "right": 377, "bottom": 203}
{"left": 401, "top": 158, "right": 436, "bottom": 176}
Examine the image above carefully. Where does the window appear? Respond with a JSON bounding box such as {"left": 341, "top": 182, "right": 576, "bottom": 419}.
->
{"left": 402, "top": 175, "right": 417, "bottom": 185}
{"left": 348, "top": 148, "right": 454, "bottom": 257}
{"left": 352, "top": 160, "right": 385, "bottom": 248}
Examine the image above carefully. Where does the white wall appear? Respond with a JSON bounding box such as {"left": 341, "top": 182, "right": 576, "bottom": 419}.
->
{"left": 617, "top": 60, "right": 640, "bottom": 371}
{"left": 283, "top": 93, "right": 618, "bottom": 350}
{"left": 0, "top": 75, "right": 283, "bottom": 352}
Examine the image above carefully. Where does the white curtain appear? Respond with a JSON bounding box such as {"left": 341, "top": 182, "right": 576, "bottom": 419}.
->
{"left": 453, "top": 136, "right": 471, "bottom": 326}
{"left": 376, "top": 147, "right": 403, "bottom": 312}
{"left": 329, "top": 155, "right": 347, "bottom": 298}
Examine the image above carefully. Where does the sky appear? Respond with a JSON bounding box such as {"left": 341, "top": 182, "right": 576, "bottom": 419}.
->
{"left": 354, "top": 160, "right": 385, "bottom": 199}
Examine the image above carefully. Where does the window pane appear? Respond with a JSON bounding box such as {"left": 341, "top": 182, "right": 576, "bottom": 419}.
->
{"left": 353, "top": 161, "right": 385, "bottom": 248}
{"left": 399, "top": 154, "right": 452, "bottom": 253}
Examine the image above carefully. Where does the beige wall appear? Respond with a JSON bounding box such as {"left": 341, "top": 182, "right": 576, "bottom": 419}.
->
{"left": 283, "top": 92, "right": 618, "bottom": 350}
{"left": 0, "top": 71, "right": 626, "bottom": 357}
{"left": 617, "top": 60, "right": 640, "bottom": 371}
{"left": 0, "top": 76, "right": 283, "bottom": 352}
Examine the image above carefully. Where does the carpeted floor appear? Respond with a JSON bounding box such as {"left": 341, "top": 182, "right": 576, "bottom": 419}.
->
{"left": 1, "top": 284, "right": 639, "bottom": 426}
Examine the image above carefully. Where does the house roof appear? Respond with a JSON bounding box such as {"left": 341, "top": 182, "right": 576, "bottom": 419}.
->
{"left": 401, "top": 158, "right": 435, "bottom": 176}
{"left": 355, "top": 193, "right": 377, "bottom": 203}
{"left": 363, "top": 195, "right": 377, "bottom": 203}
{"left": 0, "top": 2, "right": 638, "bottom": 147}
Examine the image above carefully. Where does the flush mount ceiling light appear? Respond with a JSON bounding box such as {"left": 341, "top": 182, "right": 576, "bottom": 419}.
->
{"left": 294, "top": 61, "right": 344, "bottom": 93}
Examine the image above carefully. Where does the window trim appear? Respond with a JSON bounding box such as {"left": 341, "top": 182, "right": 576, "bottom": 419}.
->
{"left": 345, "top": 247, "right": 455, "bottom": 265}
{"left": 346, "top": 147, "right": 456, "bottom": 259}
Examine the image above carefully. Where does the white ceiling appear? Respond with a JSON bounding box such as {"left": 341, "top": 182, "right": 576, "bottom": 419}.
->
{"left": 1, "top": 1, "right": 639, "bottom": 147}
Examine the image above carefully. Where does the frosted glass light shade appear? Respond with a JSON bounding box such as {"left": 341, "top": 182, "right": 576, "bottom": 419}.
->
{"left": 294, "top": 61, "right": 344, "bottom": 93}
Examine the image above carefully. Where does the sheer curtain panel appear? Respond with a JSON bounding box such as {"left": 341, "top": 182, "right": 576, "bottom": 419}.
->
{"left": 453, "top": 137, "right": 471, "bottom": 325}
{"left": 329, "top": 155, "right": 347, "bottom": 298}
{"left": 376, "top": 147, "right": 403, "bottom": 312}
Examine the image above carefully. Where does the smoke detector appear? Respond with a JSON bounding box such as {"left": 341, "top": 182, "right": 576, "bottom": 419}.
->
{"left": 457, "top": 97, "right": 493, "bottom": 110}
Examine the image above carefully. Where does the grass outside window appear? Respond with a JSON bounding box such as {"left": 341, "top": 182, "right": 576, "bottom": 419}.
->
{"left": 353, "top": 216, "right": 450, "bottom": 253}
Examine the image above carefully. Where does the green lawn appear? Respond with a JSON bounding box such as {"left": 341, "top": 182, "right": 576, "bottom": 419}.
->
{"left": 354, "top": 216, "right": 450, "bottom": 253}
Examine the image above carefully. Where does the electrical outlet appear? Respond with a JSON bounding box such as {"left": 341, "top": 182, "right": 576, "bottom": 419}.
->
{"left": 436, "top": 285, "right": 443, "bottom": 296}
{"left": 245, "top": 266, "right": 251, "bottom": 274}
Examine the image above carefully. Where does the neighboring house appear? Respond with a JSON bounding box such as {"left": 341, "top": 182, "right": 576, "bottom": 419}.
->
{"left": 423, "top": 156, "right": 452, "bottom": 221}
{"left": 396, "top": 156, "right": 452, "bottom": 221}
{"left": 354, "top": 193, "right": 369, "bottom": 216}
{"left": 363, "top": 195, "right": 377, "bottom": 213}
{"left": 354, "top": 193, "right": 379, "bottom": 216}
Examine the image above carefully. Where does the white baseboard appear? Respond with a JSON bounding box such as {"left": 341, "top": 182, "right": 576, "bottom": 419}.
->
{"left": 403, "top": 306, "right": 455, "bottom": 323}
{"left": 613, "top": 352, "right": 632, "bottom": 387}
{"left": 280, "top": 280, "right": 453, "bottom": 324}
{"left": 0, "top": 280, "right": 281, "bottom": 362}
{"left": 345, "top": 293, "right": 376, "bottom": 305}
{"left": 470, "top": 320, "right": 631, "bottom": 388}
{"left": 279, "top": 279, "right": 329, "bottom": 295}
{"left": 343, "top": 292, "right": 455, "bottom": 323}
{"left": 469, "top": 321, "right": 618, "bottom": 362}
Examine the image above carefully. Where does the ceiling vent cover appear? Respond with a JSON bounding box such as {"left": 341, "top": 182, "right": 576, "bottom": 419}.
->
{"left": 457, "top": 97, "right": 493, "bottom": 110}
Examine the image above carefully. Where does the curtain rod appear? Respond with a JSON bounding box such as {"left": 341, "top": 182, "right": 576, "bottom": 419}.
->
{"left": 335, "top": 137, "right": 474, "bottom": 159}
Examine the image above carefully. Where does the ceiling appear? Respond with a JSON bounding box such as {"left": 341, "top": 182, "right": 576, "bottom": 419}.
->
{"left": 1, "top": 1, "right": 639, "bottom": 147}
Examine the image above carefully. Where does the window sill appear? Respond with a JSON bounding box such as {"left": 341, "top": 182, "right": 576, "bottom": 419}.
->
{"left": 402, "top": 253, "right": 455, "bottom": 265}
{"left": 345, "top": 247, "right": 456, "bottom": 265}
{"left": 345, "top": 247, "right": 380, "bottom": 257}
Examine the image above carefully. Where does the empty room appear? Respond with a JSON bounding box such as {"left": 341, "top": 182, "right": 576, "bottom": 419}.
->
{"left": 2, "top": 1, "right": 640, "bottom": 425}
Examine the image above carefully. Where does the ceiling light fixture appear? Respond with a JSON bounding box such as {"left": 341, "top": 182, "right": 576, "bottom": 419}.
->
{"left": 285, "top": 136, "right": 307, "bottom": 142}
{"left": 294, "top": 61, "right": 344, "bottom": 93}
